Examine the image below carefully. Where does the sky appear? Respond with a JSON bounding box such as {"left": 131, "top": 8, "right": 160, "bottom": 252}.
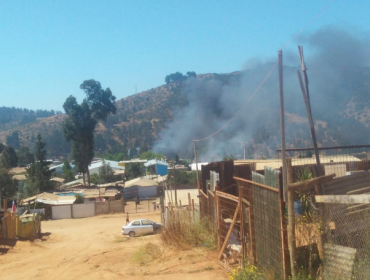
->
{"left": 0, "top": 0, "right": 369, "bottom": 111}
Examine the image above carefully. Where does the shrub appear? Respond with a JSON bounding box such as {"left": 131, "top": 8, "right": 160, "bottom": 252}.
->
{"left": 160, "top": 213, "right": 217, "bottom": 250}
{"left": 229, "top": 265, "right": 267, "bottom": 280}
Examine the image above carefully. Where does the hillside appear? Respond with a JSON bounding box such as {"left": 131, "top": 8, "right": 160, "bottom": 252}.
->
{"left": 1, "top": 67, "right": 370, "bottom": 160}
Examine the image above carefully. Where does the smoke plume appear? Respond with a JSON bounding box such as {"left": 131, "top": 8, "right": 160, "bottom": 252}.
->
{"left": 154, "top": 26, "right": 370, "bottom": 161}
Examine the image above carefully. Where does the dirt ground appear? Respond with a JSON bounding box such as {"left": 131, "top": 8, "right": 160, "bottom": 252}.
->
{"left": 0, "top": 206, "right": 228, "bottom": 280}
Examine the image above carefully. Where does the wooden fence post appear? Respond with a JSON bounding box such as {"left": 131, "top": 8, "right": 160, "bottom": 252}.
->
{"left": 286, "top": 158, "right": 297, "bottom": 278}
{"left": 238, "top": 184, "right": 245, "bottom": 266}
{"left": 192, "top": 199, "right": 195, "bottom": 222}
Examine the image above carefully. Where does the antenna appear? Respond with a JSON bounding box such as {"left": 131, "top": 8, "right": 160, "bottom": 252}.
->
{"left": 239, "top": 142, "right": 246, "bottom": 159}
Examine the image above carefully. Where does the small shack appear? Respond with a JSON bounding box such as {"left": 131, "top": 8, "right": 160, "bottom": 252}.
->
{"left": 123, "top": 178, "right": 159, "bottom": 200}
{"left": 144, "top": 159, "right": 168, "bottom": 176}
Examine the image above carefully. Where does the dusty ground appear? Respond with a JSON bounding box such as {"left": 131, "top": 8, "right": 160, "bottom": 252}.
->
{"left": 0, "top": 208, "right": 228, "bottom": 280}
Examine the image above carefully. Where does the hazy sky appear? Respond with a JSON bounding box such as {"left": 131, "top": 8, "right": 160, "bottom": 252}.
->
{"left": 0, "top": 0, "right": 369, "bottom": 111}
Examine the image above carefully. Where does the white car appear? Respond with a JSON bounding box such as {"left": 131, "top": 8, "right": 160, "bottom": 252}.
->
{"left": 122, "top": 219, "right": 163, "bottom": 237}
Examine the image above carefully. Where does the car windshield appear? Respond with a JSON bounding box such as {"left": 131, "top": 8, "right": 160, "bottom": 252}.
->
{"left": 145, "top": 219, "right": 155, "bottom": 224}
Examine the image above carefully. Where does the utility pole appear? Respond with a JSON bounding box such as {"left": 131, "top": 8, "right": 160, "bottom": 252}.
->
{"left": 174, "top": 165, "right": 177, "bottom": 205}
{"left": 240, "top": 142, "right": 246, "bottom": 160}
{"left": 278, "top": 50, "right": 287, "bottom": 200}
{"left": 193, "top": 140, "right": 200, "bottom": 193}
{"left": 279, "top": 50, "right": 297, "bottom": 278}
{"left": 297, "top": 46, "right": 321, "bottom": 176}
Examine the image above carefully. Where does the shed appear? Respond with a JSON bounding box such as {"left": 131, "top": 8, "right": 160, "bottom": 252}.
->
{"left": 144, "top": 159, "right": 169, "bottom": 176}
{"left": 123, "top": 178, "right": 159, "bottom": 200}
{"left": 49, "top": 163, "right": 76, "bottom": 174}
{"left": 20, "top": 192, "right": 76, "bottom": 206}
{"left": 88, "top": 160, "right": 124, "bottom": 175}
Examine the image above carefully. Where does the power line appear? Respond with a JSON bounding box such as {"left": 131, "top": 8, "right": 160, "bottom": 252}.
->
{"left": 195, "top": 61, "right": 278, "bottom": 142}
{"left": 280, "top": 0, "right": 336, "bottom": 50}
{"left": 194, "top": 0, "right": 335, "bottom": 143}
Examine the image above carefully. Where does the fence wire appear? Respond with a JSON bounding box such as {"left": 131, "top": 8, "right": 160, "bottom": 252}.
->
{"left": 318, "top": 202, "right": 370, "bottom": 280}
{"left": 239, "top": 179, "right": 284, "bottom": 279}
{"left": 217, "top": 194, "right": 241, "bottom": 271}
{"left": 277, "top": 146, "right": 370, "bottom": 179}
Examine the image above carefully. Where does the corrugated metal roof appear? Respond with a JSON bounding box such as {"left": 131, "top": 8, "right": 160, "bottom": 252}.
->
{"left": 235, "top": 156, "right": 362, "bottom": 171}
{"left": 144, "top": 159, "right": 168, "bottom": 167}
{"left": 89, "top": 160, "right": 124, "bottom": 171}
{"left": 125, "top": 178, "right": 158, "bottom": 188}
{"left": 20, "top": 192, "right": 76, "bottom": 205}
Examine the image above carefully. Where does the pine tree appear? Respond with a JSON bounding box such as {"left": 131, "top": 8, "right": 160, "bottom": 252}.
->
{"left": 26, "top": 134, "right": 52, "bottom": 195}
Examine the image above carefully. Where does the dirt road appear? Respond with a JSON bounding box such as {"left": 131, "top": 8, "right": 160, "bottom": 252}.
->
{"left": 0, "top": 210, "right": 228, "bottom": 280}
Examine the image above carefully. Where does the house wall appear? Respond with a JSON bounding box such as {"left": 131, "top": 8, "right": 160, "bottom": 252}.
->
{"left": 156, "top": 164, "right": 168, "bottom": 176}
{"left": 109, "top": 200, "right": 125, "bottom": 213}
{"left": 72, "top": 203, "right": 95, "bottom": 219}
{"left": 138, "top": 186, "right": 158, "bottom": 199}
{"left": 52, "top": 205, "right": 72, "bottom": 220}
{"left": 52, "top": 200, "right": 124, "bottom": 219}
{"left": 96, "top": 201, "right": 109, "bottom": 215}
{"left": 123, "top": 186, "right": 139, "bottom": 200}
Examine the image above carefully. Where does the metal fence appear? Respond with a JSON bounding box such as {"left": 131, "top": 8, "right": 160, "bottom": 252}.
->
{"left": 216, "top": 191, "right": 241, "bottom": 271}
{"left": 277, "top": 145, "right": 370, "bottom": 179}
{"left": 237, "top": 178, "right": 285, "bottom": 279}
{"left": 317, "top": 202, "right": 370, "bottom": 280}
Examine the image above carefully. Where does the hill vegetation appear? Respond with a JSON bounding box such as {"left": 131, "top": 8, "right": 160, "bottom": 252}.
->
{"left": 1, "top": 68, "right": 370, "bottom": 161}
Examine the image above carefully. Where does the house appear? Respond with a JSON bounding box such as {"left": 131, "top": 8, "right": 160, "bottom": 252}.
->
{"left": 20, "top": 192, "right": 76, "bottom": 206}
{"left": 123, "top": 178, "right": 159, "bottom": 200}
{"left": 88, "top": 160, "right": 124, "bottom": 175}
{"left": 50, "top": 177, "right": 65, "bottom": 187}
{"left": 190, "top": 162, "right": 209, "bottom": 171}
{"left": 61, "top": 179, "right": 84, "bottom": 189}
{"left": 49, "top": 163, "right": 76, "bottom": 174}
{"left": 144, "top": 159, "right": 169, "bottom": 176}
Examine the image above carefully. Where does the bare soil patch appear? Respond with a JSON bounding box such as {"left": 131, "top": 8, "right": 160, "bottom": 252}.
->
{"left": 0, "top": 211, "right": 228, "bottom": 280}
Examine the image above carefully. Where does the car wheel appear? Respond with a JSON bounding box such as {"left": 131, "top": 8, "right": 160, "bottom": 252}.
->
{"left": 128, "top": 231, "right": 135, "bottom": 238}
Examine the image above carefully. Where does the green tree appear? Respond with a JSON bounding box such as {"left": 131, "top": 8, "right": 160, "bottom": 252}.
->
{"left": 0, "top": 143, "right": 5, "bottom": 153}
{"left": 186, "top": 71, "right": 196, "bottom": 78}
{"left": 26, "top": 134, "right": 52, "bottom": 195}
{"left": 90, "top": 173, "right": 100, "bottom": 185}
{"left": 0, "top": 169, "right": 18, "bottom": 199}
{"left": 0, "top": 146, "right": 18, "bottom": 168}
{"left": 139, "top": 150, "right": 164, "bottom": 160}
{"left": 62, "top": 160, "right": 75, "bottom": 183}
{"left": 74, "top": 194, "right": 84, "bottom": 204}
{"left": 63, "top": 80, "right": 116, "bottom": 186}
{"left": 17, "top": 146, "right": 34, "bottom": 167}
{"left": 98, "top": 160, "right": 116, "bottom": 184}
{"left": 125, "top": 162, "right": 143, "bottom": 180}
{"left": 6, "top": 131, "right": 21, "bottom": 150}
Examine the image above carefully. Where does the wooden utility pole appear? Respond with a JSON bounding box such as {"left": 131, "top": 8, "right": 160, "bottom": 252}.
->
{"left": 174, "top": 165, "right": 177, "bottom": 205}
{"left": 278, "top": 50, "right": 287, "bottom": 200}
{"left": 193, "top": 140, "right": 200, "bottom": 193}
{"left": 280, "top": 50, "right": 297, "bottom": 278}
{"left": 286, "top": 158, "right": 297, "bottom": 278}
{"left": 297, "top": 46, "right": 321, "bottom": 175}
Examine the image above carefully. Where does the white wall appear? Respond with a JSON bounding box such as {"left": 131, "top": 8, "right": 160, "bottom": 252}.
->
{"left": 52, "top": 205, "right": 72, "bottom": 220}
